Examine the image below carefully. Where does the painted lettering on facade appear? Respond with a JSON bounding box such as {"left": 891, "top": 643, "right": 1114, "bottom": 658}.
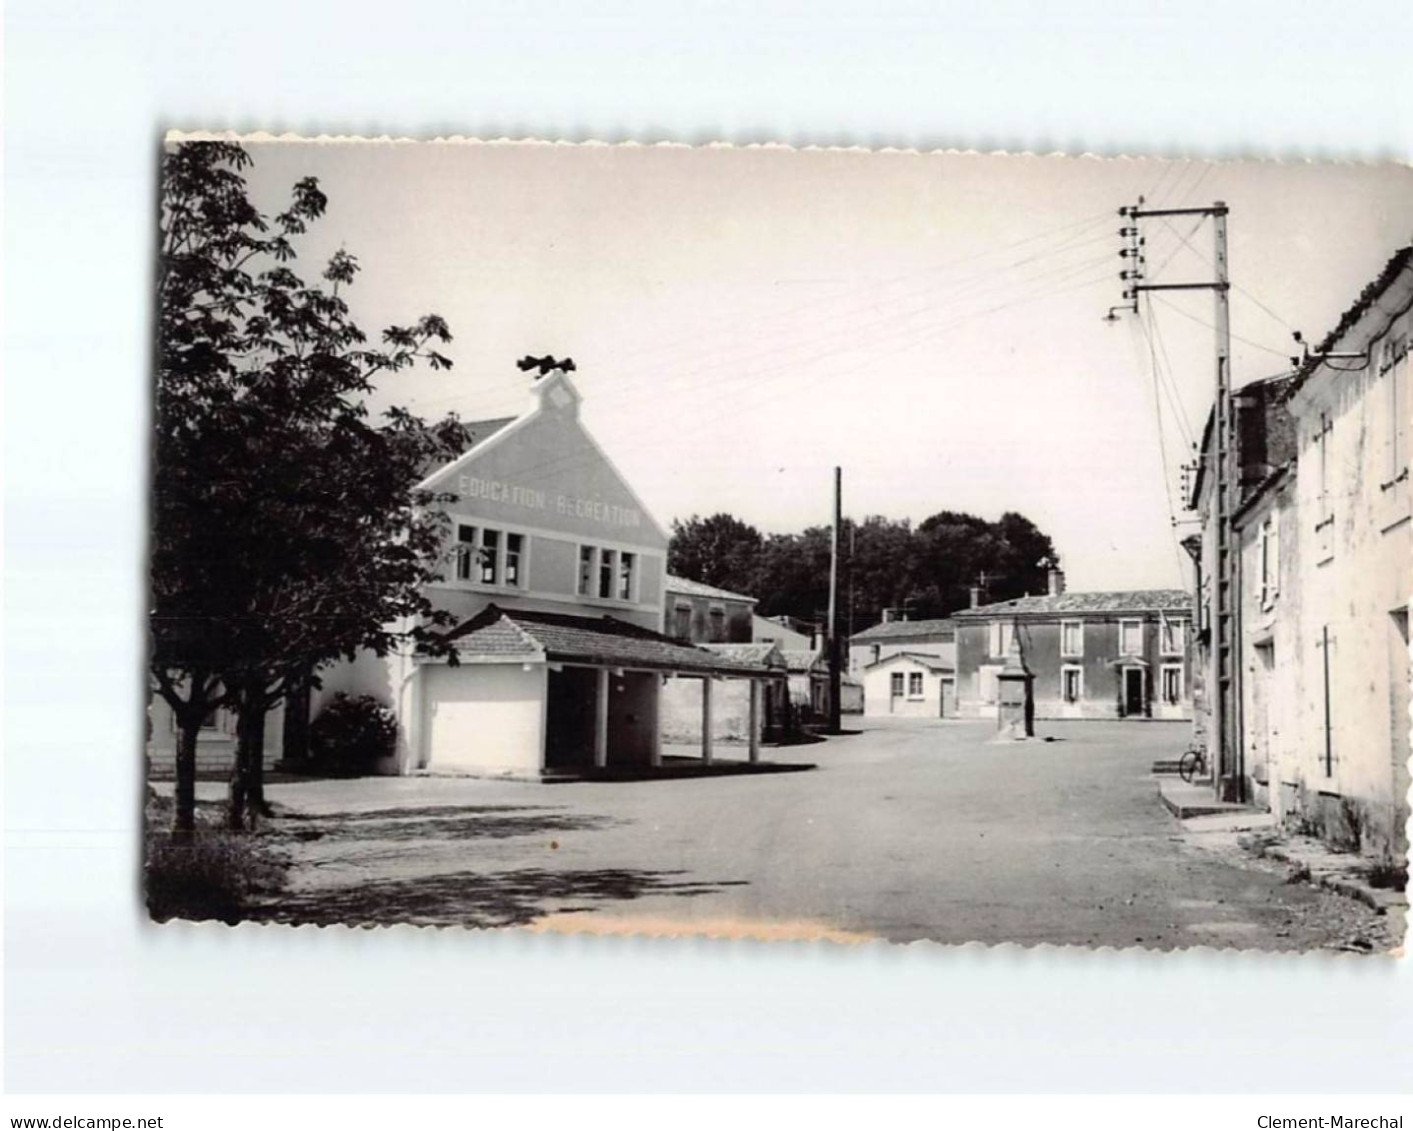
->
{"left": 457, "top": 474, "right": 641, "bottom": 529}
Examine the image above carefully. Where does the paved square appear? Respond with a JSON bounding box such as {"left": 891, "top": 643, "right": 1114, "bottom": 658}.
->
{"left": 217, "top": 718, "right": 1389, "bottom": 949}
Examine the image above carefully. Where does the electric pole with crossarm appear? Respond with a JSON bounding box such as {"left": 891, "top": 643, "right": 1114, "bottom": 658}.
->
{"left": 1111, "top": 199, "right": 1241, "bottom": 802}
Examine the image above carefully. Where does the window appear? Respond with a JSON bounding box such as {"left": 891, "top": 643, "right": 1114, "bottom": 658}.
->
{"left": 1256, "top": 515, "right": 1280, "bottom": 609}
{"left": 454, "top": 524, "right": 523, "bottom": 589}
{"left": 673, "top": 604, "right": 692, "bottom": 639}
{"left": 598, "top": 549, "right": 616, "bottom": 599}
{"left": 1384, "top": 334, "right": 1408, "bottom": 482}
{"left": 988, "top": 621, "right": 1014, "bottom": 657}
{"left": 578, "top": 546, "right": 594, "bottom": 596}
{"left": 708, "top": 605, "right": 726, "bottom": 642}
{"left": 890, "top": 672, "right": 905, "bottom": 697}
{"left": 1061, "top": 620, "right": 1083, "bottom": 657}
{"left": 907, "top": 671, "right": 924, "bottom": 698}
{"left": 455, "top": 524, "right": 477, "bottom": 581}
{"left": 871, "top": 645, "right": 881, "bottom": 664}
{"left": 1160, "top": 664, "right": 1184, "bottom": 705}
{"left": 1061, "top": 665, "right": 1083, "bottom": 704}
{"left": 618, "top": 552, "right": 635, "bottom": 601}
{"left": 1160, "top": 617, "right": 1187, "bottom": 655}
{"left": 1119, "top": 619, "right": 1143, "bottom": 656}
{"left": 505, "top": 533, "right": 523, "bottom": 587}
{"left": 479, "top": 528, "right": 499, "bottom": 584}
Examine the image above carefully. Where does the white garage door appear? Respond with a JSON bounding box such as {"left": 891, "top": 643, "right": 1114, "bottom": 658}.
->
{"left": 423, "top": 664, "right": 545, "bottom": 775}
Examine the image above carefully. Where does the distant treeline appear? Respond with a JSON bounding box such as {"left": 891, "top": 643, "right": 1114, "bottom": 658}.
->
{"left": 667, "top": 511, "right": 1059, "bottom": 631}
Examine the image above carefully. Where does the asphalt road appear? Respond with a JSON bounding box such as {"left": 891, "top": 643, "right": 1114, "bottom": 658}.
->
{"left": 233, "top": 717, "right": 1388, "bottom": 951}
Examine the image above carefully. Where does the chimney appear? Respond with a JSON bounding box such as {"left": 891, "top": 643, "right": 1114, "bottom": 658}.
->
{"left": 1047, "top": 568, "right": 1066, "bottom": 597}
{"left": 881, "top": 608, "right": 895, "bottom": 624}
{"left": 969, "top": 586, "right": 981, "bottom": 609}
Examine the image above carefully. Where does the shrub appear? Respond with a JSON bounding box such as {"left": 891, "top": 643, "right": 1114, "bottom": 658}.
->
{"left": 145, "top": 828, "right": 286, "bottom": 923}
{"left": 308, "top": 693, "right": 397, "bottom": 776}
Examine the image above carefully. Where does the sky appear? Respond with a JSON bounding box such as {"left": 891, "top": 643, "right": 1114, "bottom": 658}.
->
{"left": 230, "top": 139, "right": 1413, "bottom": 592}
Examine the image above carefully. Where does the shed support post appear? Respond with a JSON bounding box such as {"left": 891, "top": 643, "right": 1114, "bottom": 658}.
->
{"left": 748, "top": 680, "right": 761, "bottom": 764}
{"left": 701, "top": 678, "right": 714, "bottom": 765}
{"left": 594, "top": 668, "right": 609, "bottom": 769}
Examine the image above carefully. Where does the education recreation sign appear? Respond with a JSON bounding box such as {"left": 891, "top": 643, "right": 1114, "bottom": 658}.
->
{"left": 456, "top": 473, "right": 643, "bottom": 530}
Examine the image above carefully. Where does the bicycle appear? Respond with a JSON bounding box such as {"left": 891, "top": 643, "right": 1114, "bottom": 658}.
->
{"left": 1178, "top": 745, "right": 1209, "bottom": 783}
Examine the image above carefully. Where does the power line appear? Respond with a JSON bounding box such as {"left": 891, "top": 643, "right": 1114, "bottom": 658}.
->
{"left": 1153, "top": 295, "right": 1292, "bottom": 358}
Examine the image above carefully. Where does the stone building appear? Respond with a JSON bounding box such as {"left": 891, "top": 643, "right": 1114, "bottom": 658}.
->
{"left": 847, "top": 615, "right": 956, "bottom": 680}
{"left": 953, "top": 571, "right": 1193, "bottom": 721}
{"left": 659, "top": 575, "right": 791, "bottom": 745}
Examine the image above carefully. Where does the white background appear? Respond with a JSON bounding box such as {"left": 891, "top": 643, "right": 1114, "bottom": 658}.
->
{"left": 5, "top": 0, "right": 1411, "bottom": 1094}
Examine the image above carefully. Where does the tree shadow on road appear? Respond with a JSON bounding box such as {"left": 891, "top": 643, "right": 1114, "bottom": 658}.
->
{"left": 253, "top": 866, "right": 747, "bottom": 929}
{"left": 277, "top": 804, "right": 621, "bottom": 843}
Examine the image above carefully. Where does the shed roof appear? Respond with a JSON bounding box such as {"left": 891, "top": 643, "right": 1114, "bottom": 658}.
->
{"left": 701, "top": 642, "right": 786, "bottom": 669}
{"left": 864, "top": 651, "right": 955, "bottom": 674}
{"left": 664, "top": 574, "right": 758, "bottom": 604}
{"left": 779, "top": 648, "right": 825, "bottom": 674}
{"left": 436, "top": 605, "right": 768, "bottom": 676}
{"left": 954, "top": 590, "right": 1192, "bottom": 619}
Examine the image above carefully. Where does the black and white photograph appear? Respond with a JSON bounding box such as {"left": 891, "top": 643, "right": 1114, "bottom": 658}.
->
{"left": 145, "top": 135, "right": 1410, "bottom": 953}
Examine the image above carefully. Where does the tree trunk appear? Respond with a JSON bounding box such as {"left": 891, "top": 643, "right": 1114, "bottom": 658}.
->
{"left": 228, "top": 678, "right": 268, "bottom": 831}
{"left": 281, "top": 665, "right": 312, "bottom": 767}
{"left": 173, "top": 716, "right": 199, "bottom": 841}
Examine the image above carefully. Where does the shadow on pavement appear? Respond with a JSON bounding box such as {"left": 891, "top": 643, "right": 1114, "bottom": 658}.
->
{"left": 254, "top": 866, "right": 747, "bottom": 929}
{"left": 277, "top": 804, "right": 620, "bottom": 842}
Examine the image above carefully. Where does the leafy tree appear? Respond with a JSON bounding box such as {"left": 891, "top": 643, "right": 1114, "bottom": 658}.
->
{"left": 153, "top": 141, "right": 469, "bottom": 835}
{"left": 667, "top": 514, "right": 763, "bottom": 595}
{"left": 667, "top": 507, "right": 1059, "bottom": 636}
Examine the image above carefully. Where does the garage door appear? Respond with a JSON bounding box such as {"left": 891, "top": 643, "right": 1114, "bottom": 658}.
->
{"left": 423, "top": 664, "right": 546, "bottom": 775}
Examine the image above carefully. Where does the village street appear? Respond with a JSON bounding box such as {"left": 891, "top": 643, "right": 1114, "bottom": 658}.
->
{"left": 213, "top": 719, "right": 1389, "bottom": 950}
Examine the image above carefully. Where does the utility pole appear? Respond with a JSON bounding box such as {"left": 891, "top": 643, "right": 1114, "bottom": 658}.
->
{"left": 827, "top": 466, "right": 843, "bottom": 734}
{"left": 1114, "top": 199, "right": 1241, "bottom": 802}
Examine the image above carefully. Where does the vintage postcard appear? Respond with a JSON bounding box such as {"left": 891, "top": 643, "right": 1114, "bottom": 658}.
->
{"left": 146, "top": 135, "right": 1410, "bottom": 952}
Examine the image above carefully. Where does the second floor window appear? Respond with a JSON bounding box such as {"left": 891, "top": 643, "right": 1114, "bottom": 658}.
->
{"left": 578, "top": 546, "right": 594, "bottom": 596}
{"left": 619, "top": 552, "right": 635, "bottom": 601}
{"left": 1161, "top": 617, "right": 1187, "bottom": 654}
{"left": 479, "top": 528, "right": 499, "bottom": 584}
{"left": 1061, "top": 620, "right": 1083, "bottom": 657}
{"left": 598, "top": 549, "right": 617, "bottom": 599}
{"left": 988, "top": 621, "right": 1014, "bottom": 657}
{"left": 708, "top": 605, "right": 726, "bottom": 641}
{"left": 673, "top": 604, "right": 691, "bottom": 639}
{"left": 455, "top": 524, "right": 523, "bottom": 590}
{"left": 1120, "top": 619, "right": 1143, "bottom": 656}
{"left": 1385, "top": 334, "right": 1408, "bottom": 481}
{"left": 505, "top": 533, "right": 523, "bottom": 588}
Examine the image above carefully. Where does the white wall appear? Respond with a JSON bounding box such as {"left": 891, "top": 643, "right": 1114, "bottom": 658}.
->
{"left": 421, "top": 662, "right": 548, "bottom": 776}
{"left": 863, "top": 660, "right": 943, "bottom": 718}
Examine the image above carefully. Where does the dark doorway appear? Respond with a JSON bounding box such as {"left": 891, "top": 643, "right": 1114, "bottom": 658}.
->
{"left": 545, "top": 667, "right": 598, "bottom": 770}
{"left": 1123, "top": 667, "right": 1145, "bottom": 717}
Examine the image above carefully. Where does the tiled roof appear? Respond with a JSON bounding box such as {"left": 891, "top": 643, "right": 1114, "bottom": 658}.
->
{"left": 954, "top": 589, "right": 1192, "bottom": 619}
{"left": 779, "top": 648, "right": 825, "bottom": 674}
{"left": 664, "top": 574, "right": 758, "bottom": 604}
{"left": 701, "top": 642, "right": 786, "bottom": 668}
{"left": 865, "top": 651, "right": 955, "bottom": 673}
{"left": 438, "top": 605, "right": 768, "bottom": 675}
{"left": 850, "top": 617, "right": 956, "bottom": 643}
{"left": 1286, "top": 245, "right": 1413, "bottom": 398}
